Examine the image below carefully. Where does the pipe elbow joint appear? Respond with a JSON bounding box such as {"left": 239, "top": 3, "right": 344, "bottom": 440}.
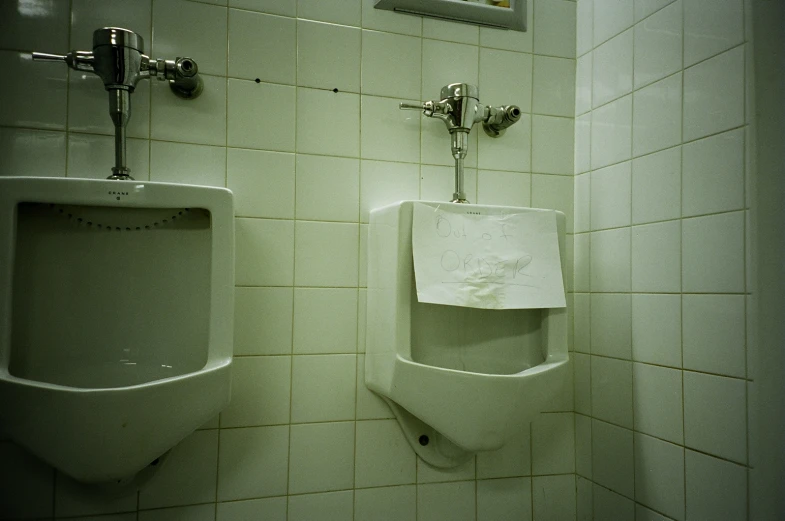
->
{"left": 482, "top": 105, "right": 522, "bottom": 137}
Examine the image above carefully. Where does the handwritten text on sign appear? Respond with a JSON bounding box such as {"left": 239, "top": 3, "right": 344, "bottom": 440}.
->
{"left": 412, "top": 203, "right": 566, "bottom": 310}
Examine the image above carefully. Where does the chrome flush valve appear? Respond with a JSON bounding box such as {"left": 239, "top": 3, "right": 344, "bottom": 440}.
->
{"left": 401, "top": 83, "right": 521, "bottom": 203}
{"left": 32, "top": 27, "right": 204, "bottom": 180}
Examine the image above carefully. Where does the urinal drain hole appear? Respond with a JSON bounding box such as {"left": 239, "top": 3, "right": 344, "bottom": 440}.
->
{"left": 43, "top": 203, "right": 192, "bottom": 231}
{"left": 418, "top": 435, "right": 430, "bottom": 446}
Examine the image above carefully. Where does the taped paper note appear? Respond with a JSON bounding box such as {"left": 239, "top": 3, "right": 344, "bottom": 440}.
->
{"left": 412, "top": 203, "right": 566, "bottom": 310}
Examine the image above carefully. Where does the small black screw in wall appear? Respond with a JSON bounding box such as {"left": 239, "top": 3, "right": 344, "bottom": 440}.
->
{"left": 333, "top": 88, "right": 338, "bottom": 93}
{"left": 255, "top": 78, "right": 261, "bottom": 83}
{"left": 418, "top": 435, "right": 429, "bottom": 446}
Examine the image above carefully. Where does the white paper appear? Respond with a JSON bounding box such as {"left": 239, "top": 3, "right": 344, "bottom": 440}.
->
{"left": 412, "top": 203, "right": 566, "bottom": 309}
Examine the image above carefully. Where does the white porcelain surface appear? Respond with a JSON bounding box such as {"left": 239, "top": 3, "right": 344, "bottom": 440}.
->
{"left": 288, "top": 491, "right": 353, "bottom": 521}
{"left": 590, "top": 294, "right": 632, "bottom": 359}
{"left": 633, "top": 363, "right": 684, "bottom": 443}
{"left": 632, "top": 294, "right": 682, "bottom": 367}
{"left": 681, "top": 211, "right": 745, "bottom": 293}
{"left": 298, "top": 0, "right": 361, "bottom": 26}
{"left": 233, "top": 288, "right": 293, "bottom": 355}
{"left": 289, "top": 422, "right": 355, "bottom": 494}
{"left": 590, "top": 227, "right": 631, "bottom": 292}
{"left": 361, "top": 95, "right": 420, "bottom": 163}
{"left": 480, "top": 48, "right": 532, "bottom": 110}
{"left": 592, "top": 420, "right": 634, "bottom": 498}
{"left": 685, "top": 450, "right": 748, "bottom": 521}
{"left": 296, "top": 154, "right": 359, "bottom": 222}
{"left": 631, "top": 147, "right": 681, "bottom": 225}
{"left": 235, "top": 217, "right": 294, "bottom": 286}
{"left": 228, "top": 149, "right": 295, "bottom": 219}
{"left": 683, "top": 295, "right": 746, "bottom": 378}
{"left": 683, "top": 46, "right": 745, "bottom": 142}
{"left": 591, "top": 356, "right": 633, "bottom": 428}
{"left": 532, "top": 116, "right": 574, "bottom": 175}
{"left": 417, "top": 456, "right": 475, "bottom": 484}
{"left": 297, "top": 88, "right": 360, "bottom": 157}
{"left": 152, "top": 76, "right": 226, "bottom": 146}
{"left": 294, "top": 221, "right": 359, "bottom": 287}
{"left": 682, "top": 128, "right": 745, "bottom": 216}
{"left": 631, "top": 220, "right": 681, "bottom": 292}
{"left": 228, "top": 79, "right": 294, "bottom": 151}
{"left": 591, "top": 95, "right": 632, "bottom": 170}
{"left": 591, "top": 161, "right": 631, "bottom": 230}
{"left": 592, "top": 30, "right": 633, "bottom": 108}
{"left": 297, "top": 20, "right": 361, "bottom": 92}
{"left": 684, "top": 0, "right": 744, "bottom": 67}
{"left": 217, "top": 426, "right": 289, "bottom": 501}
{"left": 633, "top": 73, "right": 682, "bottom": 157}
{"left": 229, "top": 10, "right": 295, "bottom": 84}
{"left": 684, "top": 371, "right": 747, "bottom": 463}
{"left": 361, "top": 30, "right": 421, "bottom": 99}
{"left": 532, "top": 56, "right": 576, "bottom": 117}
{"left": 634, "top": 1, "right": 683, "bottom": 89}
{"left": 220, "top": 356, "right": 290, "bottom": 427}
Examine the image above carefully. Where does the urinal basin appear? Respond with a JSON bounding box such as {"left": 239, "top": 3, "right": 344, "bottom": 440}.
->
{"left": 0, "top": 177, "right": 234, "bottom": 483}
{"left": 366, "top": 200, "right": 570, "bottom": 458}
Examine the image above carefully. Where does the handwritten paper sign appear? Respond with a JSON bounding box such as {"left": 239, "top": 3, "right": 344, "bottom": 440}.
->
{"left": 412, "top": 203, "right": 566, "bottom": 310}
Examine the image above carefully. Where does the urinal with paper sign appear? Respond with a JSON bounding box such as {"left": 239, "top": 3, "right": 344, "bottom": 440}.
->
{"left": 365, "top": 201, "right": 570, "bottom": 467}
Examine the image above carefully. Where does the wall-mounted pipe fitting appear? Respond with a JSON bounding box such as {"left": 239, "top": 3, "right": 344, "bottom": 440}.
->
{"left": 32, "top": 27, "right": 204, "bottom": 180}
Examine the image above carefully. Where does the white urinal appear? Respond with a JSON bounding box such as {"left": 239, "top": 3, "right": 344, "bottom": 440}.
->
{"left": 0, "top": 177, "right": 234, "bottom": 483}
{"left": 365, "top": 201, "right": 571, "bottom": 468}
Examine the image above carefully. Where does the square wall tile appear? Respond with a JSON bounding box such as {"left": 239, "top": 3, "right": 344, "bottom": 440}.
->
{"left": 235, "top": 218, "right": 294, "bottom": 286}
{"left": 294, "top": 221, "right": 359, "bottom": 287}
{"left": 574, "top": 172, "right": 591, "bottom": 232}
{"left": 631, "top": 220, "right": 681, "bottom": 292}
{"left": 534, "top": 0, "right": 577, "bottom": 58}
{"left": 0, "top": 52, "right": 64, "bottom": 131}
{"left": 357, "top": 355, "right": 394, "bottom": 420}
{"left": 574, "top": 294, "right": 591, "bottom": 353}
{"left": 355, "top": 486, "right": 416, "bottom": 521}
{"left": 532, "top": 174, "right": 574, "bottom": 233}
{"left": 479, "top": 48, "right": 533, "bottom": 111}
{"left": 0, "top": 443, "right": 54, "bottom": 520}
{"left": 296, "top": 154, "right": 360, "bottom": 222}
{"left": 634, "top": 1, "right": 683, "bottom": 89}
{"left": 685, "top": 450, "right": 747, "bottom": 521}
{"left": 0, "top": 128, "right": 66, "bottom": 178}
{"left": 682, "top": 211, "right": 745, "bottom": 293}
{"left": 574, "top": 233, "right": 590, "bottom": 293}
{"left": 355, "top": 420, "right": 416, "bottom": 488}
{"left": 632, "top": 294, "right": 682, "bottom": 367}
{"left": 592, "top": 419, "right": 634, "bottom": 499}
{"left": 360, "top": 160, "right": 420, "bottom": 222}
{"left": 476, "top": 429, "right": 531, "bottom": 479}
{"left": 575, "top": 354, "right": 593, "bottom": 415}
{"left": 288, "top": 491, "right": 354, "bottom": 521}
{"left": 577, "top": 477, "right": 593, "bottom": 521}
{"left": 228, "top": 80, "right": 295, "bottom": 151}
{"left": 217, "top": 426, "right": 289, "bottom": 501}
{"left": 361, "top": 95, "right": 420, "bottom": 164}
{"left": 423, "top": 165, "right": 478, "bottom": 203}
{"left": 294, "top": 288, "right": 358, "bottom": 354}
{"left": 68, "top": 75, "right": 149, "bottom": 138}
{"left": 591, "top": 161, "right": 631, "bottom": 230}
{"left": 532, "top": 116, "right": 575, "bottom": 175}
{"left": 228, "top": 149, "right": 295, "bottom": 219}
{"left": 532, "top": 56, "right": 576, "bottom": 117}
{"left": 591, "top": 294, "right": 631, "bottom": 359}
{"left": 593, "top": 484, "right": 635, "bottom": 520}
{"left": 575, "top": 113, "right": 591, "bottom": 174}
{"left": 151, "top": 75, "right": 226, "bottom": 146}
{"left": 298, "top": 0, "right": 361, "bottom": 26}
{"left": 593, "top": 0, "right": 634, "bottom": 46}
{"left": 477, "top": 478, "right": 532, "bottom": 521}
{"left": 417, "top": 481, "right": 475, "bottom": 521}
{"left": 422, "top": 39, "right": 478, "bottom": 97}
{"left": 477, "top": 114, "right": 532, "bottom": 172}
{"left": 422, "top": 120, "right": 478, "bottom": 168}
{"left": 217, "top": 498, "right": 286, "bottom": 521}
{"left": 422, "top": 18, "right": 479, "bottom": 45}
{"left": 139, "top": 430, "right": 217, "bottom": 509}
{"left": 150, "top": 141, "right": 225, "bottom": 187}
{"left": 479, "top": 0, "right": 533, "bottom": 52}
{"left": 575, "top": 413, "right": 592, "bottom": 478}
{"left": 152, "top": 0, "right": 227, "bottom": 76}
{"left": 1, "top": 0, "right": 68, "bottom": 52}
{"left": 532, "top": 413, "right": 575, "bottom": 475}
{"left": 683, "top": 46, "right": 745, "bottom": 142}
{"left": 361, "top": 0, "right": 422, "bottom": 36}
{"left": 297, "top": 20, "right": 361, "bottom": 92}
{"left": 476, "top": 170, "right": 529, "bottom": 207}
{"left": 633, "top": 363, "right": 683, "bottom": 443}
{"left": 228, "top": 9, "right": 295, "bottom": 84}
{"left": 684, "top": 0, "right": 744, "bottom": 67}
{"left": 683, "top": 294, "right": 746, "bottom": 378}
{"left": 576, "top": 0, "right": 594, "bottom": 56}
{"left": 291, "top": 354, "right": 356, "bottom": 422}
{"left": 635, "top": 0, "right": 677, "bottom": 21}
{"left": 234, "top": 287, "right": 293, "bottom": 355}
{"left": 591, "top": 356, "right": 633, "bottom": 428}
{"left": 576, "top": 53, "right": 593, "bottom": 116}
{"left": 592, "top": 30, "right": 633, "bottom": 108}
{"left": 633, "top": 73, "right": 682, "bottom": 157}
{"left": 634, "top": 434, "right": 685, "bottom": 521}
{"left": 361, "top": 30, "right": 421, "bottom": 100}
{"left": 230, "top": 0, "right": 295, "bottom": 15}
{"left": 682, "top": 128, "right": 745, "bottom": 216}
{"left": 297, "top": 88, "right": 360, "bottom": 157}
{"left": 532, "top": 475, "right": 576, "bottom": 521}
{"left": 684, "top": 371, "right": 747, "bottom": 463}
{"left": 591, "top": 95, "right": 632, "bottom": 170}
{"left": 139, "top": 505, "right": 214, "bottom": 521}
{"left": 631, "top": 147, "right": 681, "bottom": 225}
{"left": 289, "top": 422, "right": 355, "bottom": 494}
{"left": 591, "top": 227, "right": 631, "bottom": 292}
{"left": 417, "top": 457, "right": 475, "bottom": 484}
{"left": 67, "top": 134, "right": 149, "bottom": 180}
{"left": 636, "top": 504, "right": 674, "bottom": 521}
{"left": 220, "top": 356, "right": 291, "bottom": 428}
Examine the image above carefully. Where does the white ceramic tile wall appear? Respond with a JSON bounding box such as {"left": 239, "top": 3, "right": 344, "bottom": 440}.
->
{"left": 573, "top": 0, "right": 753, "bottom": 519}
{"left": 0, "top": 1, "right": 578, "bottom": 520}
